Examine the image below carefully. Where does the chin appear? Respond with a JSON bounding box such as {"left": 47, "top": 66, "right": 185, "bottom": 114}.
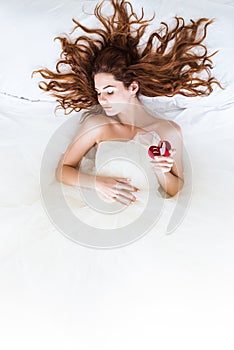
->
{"left": 104, "top": 109, "right": 117, "bottom": 116}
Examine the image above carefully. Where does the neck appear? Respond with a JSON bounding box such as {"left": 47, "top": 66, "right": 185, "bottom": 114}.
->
{"left": 117, "top": 98, "right": 154, "bottom": 129}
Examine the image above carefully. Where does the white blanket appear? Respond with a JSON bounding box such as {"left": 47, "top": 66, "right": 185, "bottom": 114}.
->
{"left": 0, "top": 1, "right": 234, "bottom": 349}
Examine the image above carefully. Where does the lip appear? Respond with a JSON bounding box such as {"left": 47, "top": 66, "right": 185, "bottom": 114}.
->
{"left": 102, "top": 106, "right": 112, "bottom": 109}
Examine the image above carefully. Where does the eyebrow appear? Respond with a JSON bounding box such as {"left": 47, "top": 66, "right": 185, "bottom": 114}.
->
{"left": 95, "top": 85, "right": 115, "bottom": 91}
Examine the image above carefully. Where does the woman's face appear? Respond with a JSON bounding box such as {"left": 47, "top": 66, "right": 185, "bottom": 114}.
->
{"left": 94, "top": 73, "right": 136, "bottom": 116}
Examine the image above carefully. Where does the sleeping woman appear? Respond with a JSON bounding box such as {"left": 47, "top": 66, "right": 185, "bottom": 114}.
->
{"left": 33, "top": 0, "right": 221, "bottom": 210}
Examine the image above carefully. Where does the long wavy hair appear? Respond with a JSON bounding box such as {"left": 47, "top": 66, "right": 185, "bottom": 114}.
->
{"left": 32, "top": 0, "right": 222, "bottom": 119}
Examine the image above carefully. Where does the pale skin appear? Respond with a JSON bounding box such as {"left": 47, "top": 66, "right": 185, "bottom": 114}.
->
{"left": 56, "top": 73, "right": 184, "bottom": 206}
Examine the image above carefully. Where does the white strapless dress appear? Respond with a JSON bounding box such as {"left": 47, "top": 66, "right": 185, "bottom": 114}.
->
{"left": 71, "top": 130, "right": 164, "bottom": 225}
{"left": 52, "top": 130, "right": 182, "bottom": 248}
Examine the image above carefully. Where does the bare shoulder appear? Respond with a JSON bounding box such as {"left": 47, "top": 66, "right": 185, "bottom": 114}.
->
{"left": 154, "top": 118, "right": 183, "bottom": 141}
{"left": 79, "top": 113, "right": 112, "bottom": 131}
{"left": 77, "top": 113, "right": 115, "bottom": 141}
{"left": 60, "top": 114, "right": 115, "bottom": 169}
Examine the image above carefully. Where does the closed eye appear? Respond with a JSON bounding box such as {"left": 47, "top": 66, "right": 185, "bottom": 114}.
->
{"left": 96, "top": 91, "right": 114, "bottom": 96}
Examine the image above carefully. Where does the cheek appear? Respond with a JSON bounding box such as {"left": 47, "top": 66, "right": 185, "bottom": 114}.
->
{"left": 112, "top": 92, "right": 130, "bottom": 103}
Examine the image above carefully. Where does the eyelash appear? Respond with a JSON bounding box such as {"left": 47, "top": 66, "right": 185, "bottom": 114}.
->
{"left": 97, "top": 91, "right": 114, "bottom": 96}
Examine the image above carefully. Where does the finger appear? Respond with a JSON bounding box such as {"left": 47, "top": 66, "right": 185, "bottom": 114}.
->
{"left": 151, "top": 161, "right": 174, "bottom": 169}
{"left": 114, "top": 188, "right": 136, "bottom": 201}
{"left": 116, "top": 194, "right": 136, "bottom": 206}
{"left": 150, "top": 159, "right": 174, "bottom": 166}
{"left": 151, "top": 162, "right": 173, "bottom": 169}
{"left": 153, "top": 156, "right": 174, "bottom": 162}
{"left": 116, "top": 182, "right": 139, "bottom": 192}
{"left": 169, "top": 148, "right": 176, "bottom": 156}
{"left": 114, "top": 177, "right": 131, "bottom": 183}
{"left": 113, "top": 194, "right": 132, "bottom": 206}
{"left": 115, "top": 197, "right": 131, "bottom": 206}
{"left": 114, "top": 189, "right": 137, "bottom": 201}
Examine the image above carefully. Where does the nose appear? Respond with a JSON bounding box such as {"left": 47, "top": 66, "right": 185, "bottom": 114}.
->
{"left": 97, "top": 92, "right": 108, "bottom": 104}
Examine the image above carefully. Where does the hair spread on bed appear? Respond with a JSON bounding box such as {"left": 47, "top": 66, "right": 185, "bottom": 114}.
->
{"left": 32, "top": 0, "right": 222, "bottom": 116}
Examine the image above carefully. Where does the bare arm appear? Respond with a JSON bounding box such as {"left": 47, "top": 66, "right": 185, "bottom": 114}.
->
{"left": 151, "top": 121, "right": 184, "bottom": 197}
{"left": 56, "top": 116, "right": 102, "bottom": 189}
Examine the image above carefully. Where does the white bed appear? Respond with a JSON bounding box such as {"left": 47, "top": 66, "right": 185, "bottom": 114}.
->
{"left": 0, "top": 0, "right": 234, "bottom": 349}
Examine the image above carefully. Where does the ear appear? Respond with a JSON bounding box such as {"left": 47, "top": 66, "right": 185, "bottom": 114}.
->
{"left": 129, "top": 81, "right": 139, "bottom": 95}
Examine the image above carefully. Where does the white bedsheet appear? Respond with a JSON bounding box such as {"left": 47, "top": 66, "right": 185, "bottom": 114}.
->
{"left": 1, "top": 1, "right": 234, "bottom": 349}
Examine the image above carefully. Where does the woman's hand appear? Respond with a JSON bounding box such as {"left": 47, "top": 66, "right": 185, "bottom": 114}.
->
{"left": 95, "top": 176, "right": 139, "bottom": 206}
{"left": 150, "top": 155, "right": 175, "bottom": 174}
